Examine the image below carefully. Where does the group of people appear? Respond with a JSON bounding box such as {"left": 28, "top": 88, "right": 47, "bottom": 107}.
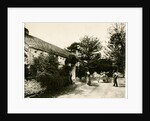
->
{"left": 86, "top": 70, "right": 119, "bottom": 87}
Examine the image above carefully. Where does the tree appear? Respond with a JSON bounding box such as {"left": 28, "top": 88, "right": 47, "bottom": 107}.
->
{"left": 66, "top": 42, "right": 80, "bottom": 53}
{"left": 67, "top": 35, "right": 102, "bottom": 75}
{"left": 80, "top": 36, "right": 101, "bottom": 58}
{"left": 108, "top": 23, "right": 126, "bottom": 77}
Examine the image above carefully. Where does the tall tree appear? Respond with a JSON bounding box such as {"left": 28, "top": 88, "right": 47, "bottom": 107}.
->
{"left": 67, "top": 35, "right": 102, "bottom": 74}
{"left": 108, "top": 23, "right": 126, "bottom": 77}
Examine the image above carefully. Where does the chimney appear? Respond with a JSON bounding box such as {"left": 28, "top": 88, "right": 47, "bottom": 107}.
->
{"left": 25, "top": 28, "right": 29, "bottom": 35}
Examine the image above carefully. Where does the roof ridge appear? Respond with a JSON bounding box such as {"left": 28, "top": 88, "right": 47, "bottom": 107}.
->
{"left": 25, "top": 34, "right": 70, "bottom": 58}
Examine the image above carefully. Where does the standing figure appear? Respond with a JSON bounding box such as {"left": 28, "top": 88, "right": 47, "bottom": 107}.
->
{"left": 86, "top": 71, "right": 91, "bottom": 86}
{"left": 113, "top": 71, "right": 118, "bottom": 87}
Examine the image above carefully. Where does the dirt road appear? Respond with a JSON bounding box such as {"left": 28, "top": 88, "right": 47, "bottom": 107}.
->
{"left": 58, "top": 78, "right": 125, "bottom": 98}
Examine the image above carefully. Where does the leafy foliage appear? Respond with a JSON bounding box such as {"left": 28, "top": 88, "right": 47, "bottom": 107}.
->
{"left": 88, "top": 58, "right": 114, "bottom": 77}
{"left": 25, "top": 64, "right": 30, "bottom": 80}
{"left": 36, "top": 72, "right": 69, "bottom": 90}
{"left": 65, "top": 54, "right": 79, "bottom": 66}
{"left": 79, "top": 35, "right": 101, "bottom": 61}
{"left": 24, "top": 79, "right": 46, "bottom": 97}
{"left": 67, "top": 35, "right": 102, "bottom": 77}
{"left": 28, "top": 52, "right": 71, "bottom": 91}
{"left": 67, "top": 42, "right": 80, "bottom": 53}
{"left": 108, "top": 23, "right": 125, "bottom": 76}
{"left": 76, "top": 62, "right": 88, "bottom": 79}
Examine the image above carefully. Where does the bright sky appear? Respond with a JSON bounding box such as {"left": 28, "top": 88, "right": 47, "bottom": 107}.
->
{"left": 25, "top": 23, "right": 112, "bottom": 49}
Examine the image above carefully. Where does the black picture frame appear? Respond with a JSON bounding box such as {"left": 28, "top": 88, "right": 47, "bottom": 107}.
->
{"left": 1, "top": 0, "right": 149, "bottom": 119}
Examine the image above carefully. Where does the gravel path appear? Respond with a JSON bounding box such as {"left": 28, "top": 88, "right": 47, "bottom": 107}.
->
{"left": 58, "top": 78, "right": 125, "bottom": 98}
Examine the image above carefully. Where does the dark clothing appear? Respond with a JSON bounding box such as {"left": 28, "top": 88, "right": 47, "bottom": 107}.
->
{"left": 113, "top": 72, "right": 118, "bottom": 87}
{"left": 113, "top": 77, "right": 118, "bottom": 87}
{"left": 86, "top": 71, "right": 91, "bottom": 86}
{"left": 87, "top": 75, "right": 91, "bottom": 86}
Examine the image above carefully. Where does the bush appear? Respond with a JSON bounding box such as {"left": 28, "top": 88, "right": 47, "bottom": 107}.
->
{"left": 24, "top": 79, "right": 46, "bottom": 97}
{"left": 65, "top": 54, "right": 78, "bottom": 67}
{"left": 36, "top": 72, "right": 70, "bottom": 91}
{"left": 26, "top": 52, "right": 72, "bottom": 92}
{"left": 76, "top": 64, "right": 87, "bottom": 79}
{"left": 59, "top": 65, "right": 71, "bottom": 76}
{"left": 25, "top": 64, "right": 30, "bottom": 80}
{"left": 30, "top": 64, "right": 37, "bottom": 78}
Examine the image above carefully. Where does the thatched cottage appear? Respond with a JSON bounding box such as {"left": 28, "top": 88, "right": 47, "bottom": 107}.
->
{"left": 24, "top": 28, "right": 77, "bottom": 80}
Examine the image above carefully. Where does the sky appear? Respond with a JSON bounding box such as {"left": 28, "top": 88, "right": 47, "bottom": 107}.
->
{"left": 25, "top": 23, "right": 113, "bottom": 50}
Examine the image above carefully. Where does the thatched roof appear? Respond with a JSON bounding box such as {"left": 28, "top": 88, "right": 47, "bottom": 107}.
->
{"left": 25, "top": 31, "right": 70, "bottom": 58}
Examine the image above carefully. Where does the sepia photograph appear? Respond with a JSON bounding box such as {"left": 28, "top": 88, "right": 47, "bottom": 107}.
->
{"left": 24, "top": 22, "right": 126, "bottom": 98}
{"left": 8, "top": 7, "right": 142, "bottom": 113}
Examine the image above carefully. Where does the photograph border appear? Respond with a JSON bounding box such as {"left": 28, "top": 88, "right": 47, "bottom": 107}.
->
{"left": 8, "top": 8, "right": 142, "bottom": 114}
